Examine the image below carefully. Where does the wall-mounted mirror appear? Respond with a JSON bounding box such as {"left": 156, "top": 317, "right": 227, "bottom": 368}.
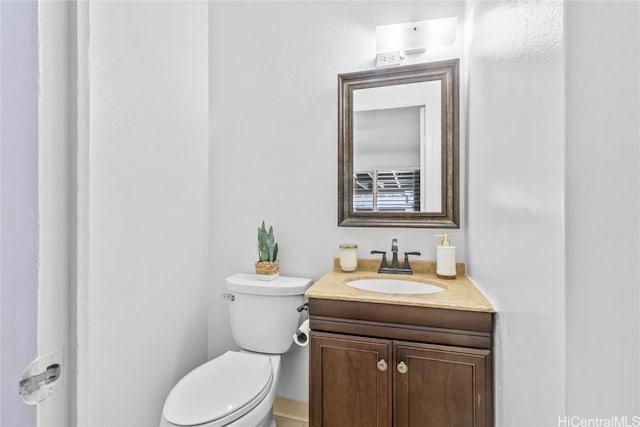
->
{"left": 338, "top": 59, "right": 459, "bottom": 228}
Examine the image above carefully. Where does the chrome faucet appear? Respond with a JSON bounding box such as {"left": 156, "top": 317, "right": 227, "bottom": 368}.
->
{"left": 371, "top": 238, "right": 421, "bottom": 275}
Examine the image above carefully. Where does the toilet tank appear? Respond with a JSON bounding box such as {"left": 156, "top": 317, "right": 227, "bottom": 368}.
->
{"left": 225, "top": 274, "right": 312, "bottom": 354}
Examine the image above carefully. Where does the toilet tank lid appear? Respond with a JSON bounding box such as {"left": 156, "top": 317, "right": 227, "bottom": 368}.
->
{"left": 225, "top": 274, "right": 312, "bottom": 295}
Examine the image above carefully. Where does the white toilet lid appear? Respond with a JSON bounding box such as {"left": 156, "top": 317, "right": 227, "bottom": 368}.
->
{"left": 163, "top": 351, "right": 273, "bottom": 426}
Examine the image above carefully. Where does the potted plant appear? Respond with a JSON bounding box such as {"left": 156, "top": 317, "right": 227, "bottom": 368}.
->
{"left": 255, "top": 221, "right": 279, "bottom": 280}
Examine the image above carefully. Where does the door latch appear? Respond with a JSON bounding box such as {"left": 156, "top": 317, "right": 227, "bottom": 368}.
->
{"left": 19, "top": 350, "right": 62, "bottom": 405}
{"left": 19, "top": 364, "right": 61, "bottom": 396}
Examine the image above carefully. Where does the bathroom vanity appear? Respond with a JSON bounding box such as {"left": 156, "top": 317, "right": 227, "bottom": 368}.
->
{"left": 305, "top": 260, "right": 494, "bottom": 427}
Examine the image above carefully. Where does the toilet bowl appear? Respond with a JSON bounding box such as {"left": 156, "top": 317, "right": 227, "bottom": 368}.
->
{"left": 160, "top": 274, "right": 311, "bottom": 427}
{"left": 160, "top": 351, "right": 281, "bottom": 427}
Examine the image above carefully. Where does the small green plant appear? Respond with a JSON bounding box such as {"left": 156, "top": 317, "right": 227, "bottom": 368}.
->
{"left": 257, "top": 221, "right": 278, "bottom": 262}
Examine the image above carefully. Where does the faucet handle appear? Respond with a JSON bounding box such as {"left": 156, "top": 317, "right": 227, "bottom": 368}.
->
{"left": 371, "top": 250, "right": 388, "bottom": 269}
{"left": 402, "top": 251, "right": 421, "bottom": 270}
{"left": 391, "top": 238, "right": 398, "bottom": 251}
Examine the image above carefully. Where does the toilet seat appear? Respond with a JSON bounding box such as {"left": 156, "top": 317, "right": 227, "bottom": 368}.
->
{"left": 162, "top": 351, "right": 273, "bottom": 426}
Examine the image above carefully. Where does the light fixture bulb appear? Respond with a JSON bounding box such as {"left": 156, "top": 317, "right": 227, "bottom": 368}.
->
{"left": 376, "top": 17, "right": 457, "bottom": 55}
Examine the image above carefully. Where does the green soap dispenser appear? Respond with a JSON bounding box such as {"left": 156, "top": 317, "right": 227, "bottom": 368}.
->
{"left": 435, "top": 233, "right": 456, "bottom": 279}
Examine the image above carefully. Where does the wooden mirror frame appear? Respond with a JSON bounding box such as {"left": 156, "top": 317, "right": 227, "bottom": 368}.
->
{"left": 338, "top": 59, "right": 459, "bottom": 228}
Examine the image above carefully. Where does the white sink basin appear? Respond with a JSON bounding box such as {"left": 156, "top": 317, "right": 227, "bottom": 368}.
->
{"left": 346, "top": 278, "right": 444, "bottom": 295}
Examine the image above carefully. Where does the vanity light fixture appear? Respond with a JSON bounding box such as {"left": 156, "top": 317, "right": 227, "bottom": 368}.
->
{"left": 375, "top": 17, "right": 457, "bottom": 67}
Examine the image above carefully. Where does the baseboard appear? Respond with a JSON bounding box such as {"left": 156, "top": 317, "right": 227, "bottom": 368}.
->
{"left": 273, "top": 396, "right": 309, "bottom": 422}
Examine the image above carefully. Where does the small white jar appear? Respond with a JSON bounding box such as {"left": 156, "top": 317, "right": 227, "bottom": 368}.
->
{"left": 339, "top": 244, "right": 358, "bottom": 272}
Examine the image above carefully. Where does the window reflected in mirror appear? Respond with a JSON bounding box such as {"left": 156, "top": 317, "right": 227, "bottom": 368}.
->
{"left": 353, "top": 169, "right": 420, "bottom": 212}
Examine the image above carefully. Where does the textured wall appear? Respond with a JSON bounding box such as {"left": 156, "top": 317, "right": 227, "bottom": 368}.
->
{"left": 566, "top": 0, "right": 640, "bottom": 417}
{"left": 465, "top": 1, "right": 566, "bottom": 425}
{"left": 78, "top": 2, "right": 210, "bottom": 425}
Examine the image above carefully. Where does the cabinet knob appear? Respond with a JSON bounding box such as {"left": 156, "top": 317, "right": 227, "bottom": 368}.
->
{"left": 377, "top": 359, "right": 388, "bottom": 372}
{"left": 397, "top": 361, "right": 408, "bottom": 374}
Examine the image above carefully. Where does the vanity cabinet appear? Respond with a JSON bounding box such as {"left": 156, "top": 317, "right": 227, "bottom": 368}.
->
{"left": 394, "top": 341, "right": 491, "bottom": 427}
{"left": 310, "top": 333, "right": 391, "bottom": 426}
{"left": 308, "top": 298, "right": 493, "bottom": 427}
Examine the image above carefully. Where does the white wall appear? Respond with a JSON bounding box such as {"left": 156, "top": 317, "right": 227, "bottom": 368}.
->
{"left": 38, "top": 1, "right": 72, "bottom": 424}
{"left": 467, "top": 1, "right": 640, "bottom": 424}
{"left": 565, "top": 1, "right": 640, "bottom": 417}
{"left": 354, "top": 107, "right": 421, "bottom": 170}
{"left": 76, "top": 2, "right": 210, "bottom": 425}
{"left": 209, "top": 1, "right": 466, "bottom": 401}
{"left": 465, "top": 1, "right": 566, "bottom": 425}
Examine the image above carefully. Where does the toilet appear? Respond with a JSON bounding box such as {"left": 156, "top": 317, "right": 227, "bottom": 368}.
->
{"left": 160, "top": 273, "right": 312, "bottom": 427}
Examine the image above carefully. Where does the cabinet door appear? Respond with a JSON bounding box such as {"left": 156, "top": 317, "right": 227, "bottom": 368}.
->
{"left": 310, "top": 331, "right": 392, "bottom": 427}
{"left": 394, "top": 342, "right": 492, "bottom": 427}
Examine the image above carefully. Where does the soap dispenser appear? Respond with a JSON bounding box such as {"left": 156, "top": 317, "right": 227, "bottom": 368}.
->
{"left": 435, "top": 233, "right": 456, "bottom": 279}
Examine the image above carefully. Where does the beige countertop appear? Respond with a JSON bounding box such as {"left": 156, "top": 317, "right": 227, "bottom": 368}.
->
{"left": 305, "top": 259, "right": 495, "bottom": 313}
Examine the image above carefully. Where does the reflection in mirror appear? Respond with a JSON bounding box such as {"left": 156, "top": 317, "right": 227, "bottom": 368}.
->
{"left": 354, "top": 106, "right": 422, "bottom": 212}
{"left": 338, "top": 60, "right": 459, "bottom": 228}
{"left": 353, "top": 80, "right": 442, "bottom": 213}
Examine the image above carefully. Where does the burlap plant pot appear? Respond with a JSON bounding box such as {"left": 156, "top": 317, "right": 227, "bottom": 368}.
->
{"left": 255, "top": 260, "right": 279, "bottom": 280}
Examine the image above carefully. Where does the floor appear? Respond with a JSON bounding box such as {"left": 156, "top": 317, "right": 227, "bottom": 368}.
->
{"left": 273, "top": 396, "right": 309, "bottom": 427}
{"left": 274, "top": 415, "right": 310, "bottom": 427}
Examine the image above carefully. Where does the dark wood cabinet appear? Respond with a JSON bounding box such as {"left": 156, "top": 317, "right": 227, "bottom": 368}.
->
{"left": 309, "top": 298, "right": 493, "bottom": 427}
{"left": 310, "top": 333, "right": 391, "bottom": 427}
{"left": 394, "top": 342, "right": 491, "bottom": 427}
